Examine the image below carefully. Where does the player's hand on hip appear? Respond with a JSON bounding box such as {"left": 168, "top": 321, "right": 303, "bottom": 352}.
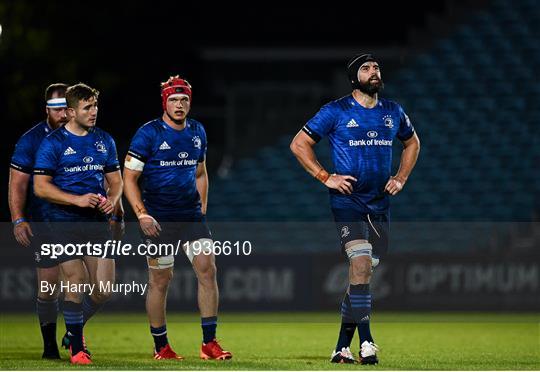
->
{"left": 75, "top": 193, "right": 101, "bottom": 208}
{"left": 324, "top": 174, "right": 357, "bottom": 195}
{"left": 385, "top": 176, "right": 405, "bottom": 195}
{"left": 139, "top": 214, "right": 162, "bottom": 237}
{"left": 14, "top": 222, "right": 33, "bottom": 247}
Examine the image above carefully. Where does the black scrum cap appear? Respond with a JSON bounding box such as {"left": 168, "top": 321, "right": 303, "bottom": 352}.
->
{"left": 347, "top": 54, "right": 378, "bottom": 89}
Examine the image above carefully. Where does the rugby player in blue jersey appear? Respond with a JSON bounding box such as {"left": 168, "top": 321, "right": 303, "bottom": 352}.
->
{"left": 290, "top": 54, "right": 420, "bottom": 364}
{"left": 33, "top": 83, "right": 123, "bottom": 365}
{"left": 123, "top": 76, "right": 232, "bottom": 361}
{"left": 9, "top": 83, "right": 69, "bottom": 359}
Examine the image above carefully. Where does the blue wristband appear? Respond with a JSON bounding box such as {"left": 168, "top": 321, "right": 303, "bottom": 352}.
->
{"left": 13, "top": 217, "right": 27, "bottom": 226}
{"left": 110, "top": 215, "right": 124, "bottom": 222}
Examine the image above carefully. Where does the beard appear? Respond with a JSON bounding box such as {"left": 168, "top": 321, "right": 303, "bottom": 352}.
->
{"left": 49, "top": 116, "right": 68, "bottom": 128}
{"left": 358, "top": 77, "right": 384, "bottom": 95}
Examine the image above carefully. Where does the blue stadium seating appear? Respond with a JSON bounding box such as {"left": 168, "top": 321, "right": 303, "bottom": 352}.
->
{"left": 207, "top": 0, "right": 539, "bottom": 252}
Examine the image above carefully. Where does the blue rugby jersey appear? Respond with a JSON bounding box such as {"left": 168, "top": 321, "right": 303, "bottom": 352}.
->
{"left": 10, "top": 121, "right": 54, "bottom": 221}
{"left": 303, "top": 95, "right": 415, "bottom": 214}
{"left": 33, "top": 126, "right": 120, "bottom": 220}
{"left": 127, "top": 118, "right": 207, "bottom": 219}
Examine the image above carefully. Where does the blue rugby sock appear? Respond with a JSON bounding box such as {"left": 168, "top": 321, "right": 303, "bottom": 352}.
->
{"left": 150, "top": 325, "right": 169, "bottom": 352}
{"left": 63, "top": 301, "right": 84, "bottom": 354}
{"left": 335, "top": 293, "right": 356, "bottom": 351}
{"left": 349, "top": 284, "right": 374, "bottom": 343}
{"left": 201, "top": 316, "right": 217, "bottom": 344}
{"left": 37, "top": 298, "right": 58, "bottom": 349}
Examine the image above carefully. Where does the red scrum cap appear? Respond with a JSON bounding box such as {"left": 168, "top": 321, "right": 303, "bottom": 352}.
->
{"left": 160, "top": 75, "right": 192, "bottom": 110}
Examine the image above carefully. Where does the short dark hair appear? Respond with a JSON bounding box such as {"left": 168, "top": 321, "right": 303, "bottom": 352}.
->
{"left": 44, "top": 83, "right": 68, "bottom": 101}
{"left": 66, "top": 83, "right": 99, "bottom": 108}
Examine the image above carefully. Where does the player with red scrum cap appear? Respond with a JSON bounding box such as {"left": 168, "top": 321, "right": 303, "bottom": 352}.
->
{"left": 123, "top": 76, "right": 232, "bottom": 361}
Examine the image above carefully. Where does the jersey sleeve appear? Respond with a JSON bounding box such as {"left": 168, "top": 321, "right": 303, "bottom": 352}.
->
{"left": 33, "top": 137, "right": 58, "bottom": 176}
{"left": 397, "top": 105, "right": 415, "bottom": 141}
{"left": 10, "top": 134, "right": 37, "bottom": 174}
{"left": 198, "top": 126, "right": 207, "bottom": 163}
{"left": 104, "top": 134, "right": 121, "bottom": 173}
{"left": 302, "top": 104, "right": 336, "bottom": 142}
{"left": 127, "top": 125, "right": 154, "bottom": 163}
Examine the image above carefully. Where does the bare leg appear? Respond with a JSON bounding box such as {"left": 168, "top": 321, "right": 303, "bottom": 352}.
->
{"left": 192, "top": 252, "right": 218, "bottom": 317}
{"left": 83, "top": 256, "right": 115, "bottom": 304}
{"left": 346, "top": 239, "right": 372, "bottom": 286}
{"left": 37, "top": 266, "right": 60, "bottom": 300}
{"left": 146, "top": 267, "right": 173, "bottom": 328}
{"left": 60, "top": 260, "right": 86, "bottom": 304}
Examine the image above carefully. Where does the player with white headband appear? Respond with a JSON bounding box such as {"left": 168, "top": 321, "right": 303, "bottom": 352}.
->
{"left": 9, "top": 83, "right": 69, "bottom": 359}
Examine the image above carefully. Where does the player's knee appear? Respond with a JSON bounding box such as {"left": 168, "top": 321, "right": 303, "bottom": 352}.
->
{"left": 62, "top": 272, "right": 85, "bottom": 285}
{"left": 343, "top": 239, "right": 381, "bottom": 268}
{"left": 195, "top": 261, "right": 217, "bottom": 285}
{"left": 37, "top": 266, "right": 60, "bottom": 282}
{"left": 37, "top": 277, "right": 60, "bottom": 299}
{"left": 149, "top": 269, "right": 173, "bottom": 293}
{"left": 344, "top": 240, "right": 372, "bottom": 259}
{"left": 198, "top": 263, "right": 217, "bottom": 282}
{"left": 351, "top": 256, "right": 372, "bottom": 280}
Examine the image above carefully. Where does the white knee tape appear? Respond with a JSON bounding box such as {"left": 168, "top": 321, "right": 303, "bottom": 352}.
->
{"left": 345, "top": 242, "right": 372, "bottom": 260}
{"left": 184, "top": 238, "right": 213, "bottom": 263}
{"left": 147, "top": 255, "right": 174, "bottom": 269}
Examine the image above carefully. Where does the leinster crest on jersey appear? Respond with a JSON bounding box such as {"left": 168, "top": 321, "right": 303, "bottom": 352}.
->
{"left": 382, "top": 114, "right": 394, "bottom": 129}
{"left": 192, "top": 136, "right": 202, "bottom": 149}
{"left": 95, "top": 140, "right": 107, "bottom": 153}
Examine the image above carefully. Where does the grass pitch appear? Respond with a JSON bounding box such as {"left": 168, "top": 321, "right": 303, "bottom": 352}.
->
{"left": 0, "top": 312, "right": 538, "bottom": 370}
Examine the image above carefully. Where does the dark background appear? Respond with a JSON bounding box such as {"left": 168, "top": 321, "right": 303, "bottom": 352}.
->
{"left": 1, "top": 1, "right": 540, "bottom": 312}
{"left": 1, "top": 0, "right": 479, "bottom": 220}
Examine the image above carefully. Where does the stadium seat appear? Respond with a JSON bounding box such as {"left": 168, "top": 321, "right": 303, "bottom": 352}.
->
{"left": 208, "top": 0, "right": 539, "bottom": 252}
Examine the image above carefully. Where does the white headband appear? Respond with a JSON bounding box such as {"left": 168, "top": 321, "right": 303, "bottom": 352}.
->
{"left": 46, "top": 98, "right": 67, "bottom": 108}
{"left": 167, "top": 93, "right": 190, "bottom": 100}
